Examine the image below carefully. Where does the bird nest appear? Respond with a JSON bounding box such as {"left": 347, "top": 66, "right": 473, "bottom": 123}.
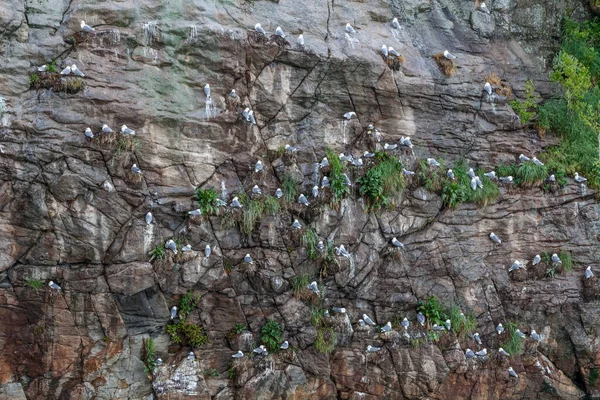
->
{"left": 294, "top": 288, "right": 320, "bottom": 305}
{"left": 269, "top": 34, "right": 290, "bottom": 47}
{"left": 124, "top": 170, "right": 143, "bottom": 186}
{"left": 29, "top": 72, "right": 84, "bottom": 94}
{"left": 582, "top": 275, "right": 598, "bottom": 302}
{"left": 385, "top": 55, "right": 404, "bottom": 71}
{"left": 484, "top": 73, "right": 512, "bottom": 97}
{"left": 433, "top": 53, "right": 456, "bottom": 76}
{"left": 187, "top": 214, "right": 204, "bottom": 225}
{"left": 95, "top": 132, "right": 117, "bottom": 147}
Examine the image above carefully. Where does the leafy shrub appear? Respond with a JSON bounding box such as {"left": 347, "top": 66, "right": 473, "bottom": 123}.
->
{"left": 448, "top": 306, "right": 477, "bottom": 337}
{"left": 24, "top": 278, "right": 43, "bottom": 293}
{"left": 29, "top": 73, "right": 40, "bottom": 87}
{"left": 440, "top": 161, "right": 499, "bottom": 208}
{"left": 228, "top": 323, "right": 247, "bottom": 337}
{"left": 167, "top": 322, "right": 183, "bottom": 343}
{"left": 179, "top": 290, "right": 200, "bottom": 320}
{"left": 500, "top": 321, "right": 523, "bottom": 356}
{"left": 441, "top": 182, "right": 466, "bottom": 209}
{"left": 260, "top": 319, "right": 283, "bottom": 353}
{"left": 418, "top": 296, "right": 447, "bottom": 326}
{"left": 302, "top": 228, "right": 320, "bottom": 260}
{"left": 418, "top": 159, "right": 445, "bottom": 193}
{"left": 315, "top": 327, "right": 336, "bottom": 354}
{"left": 142, "top": 338, "right": 157, "bottom": 375}
{"left": 262, "top": 195, "right": 280, "bottom": 215}
{"left": 281, "top": 174, "right": 298, "bottom": 203}
{"left": 181, "top": 323, "right": 208, "bottom": 347}
{"left": 326, "top": 148, "right": 350, "bottom": 203}
{"left": 358, "top": 152, "right": 404, "bottom": 211}
{"left": 204, "top": 368, "right": 219, "bottom": 377}
{"left": 193, "top": 187, "right": 220, "bottom": 215}
{"left": 509, "top": 80, "right": 540, "bottom": 124}
{"left": 149, "top": 244, "right": 166, "bottom": 262}
{"left": 546, "top": 268, "right": 556, "bottom": 278}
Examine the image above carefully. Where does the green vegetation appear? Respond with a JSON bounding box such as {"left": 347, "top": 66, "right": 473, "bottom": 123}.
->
{"left": 179, "top": 290, "right": 201, "bottom": 320}
{"left": 500, "top": 321, "right": 523, "bottom": 356}
{"left": 193, "top": 187, "right": 220, "bottom": 215}
{"left": 326, "top": 148, "right": 350, "bottom": 203}
{"left": 537, "top": 18, "right": 600, "bottom": 189}
{"left": 560, "top": 250, "right": 574, "bottom": 272}
{"left": 418, "top": 159, "right": 445, "bottom": 193}
{"left": 203, "top": 368, "right": 219, "bottom": 378}
{"left": 166, "top": 323, "right": 182, "bottom": 343}
{"left": 301, "top": 228, "right": 320, "bottom": 260}
{"left": 260, "top": 319, "right": 283, "bottom": 353}
{"left": 116, "top": 136, "right": 139, "bottom": 154}
{"left": 418, "top": 297, "right": 478, "bottom": 337}
{"left": 448, "top": 306, "right": 477, "bottom": 337}
{"left": 589, "top": 367, "right": 599, "bottom": 387}
{"left": 29, "top": 73, "right": 40, "bottom": 87}
{"left": 281, "top": 174, "right": 299, "bottom": 203}
{"left": 358, "top": 152, "right": 405, "bottom": 211}
{"left": 238, "top": 192, "right": 280, "bottom": 236}
{"left": 166, "top": 291, "right": 205, "bottom": 347}
{"left": 509, "top": 80, "right": 540, "bottom": 125}
{"left": 24, "top": 278, "right": 43, "bottom": 293}
{"left": 181, "top": 323, "right": 208, "bottom": 347}
{"left": 149, "top": 244, "right": 166, "bottom": 262}
{"left": 310, "top": 307, "right": 326, "bottom": 327}
{"left": 315, "top": 327, "right": 336, "bottom": 354}
{"left": 142, "top": 338, "right": 157, "bottom": 375}
{"left": 228, "top": 323, "right": 247, "bottom": 337}
{"left": 497, "top": 161, "right": 548, "bottom": 188}
{"left": 418, "top": 296, "right": 447, "bottom": 326}
{"left": 320, "top": 240, "right": 340, "bottom": 277}
{"left": 290, "top": 274, "right": 312, "bottom": 297}
{"left": 439, "top": 161, "right": 499, "bottom": 209}
{"left": 546, "top": 268, "right": 556, "bottom": 278}
{"left": 228, "top": 365, "right": 236, "bottom": 379}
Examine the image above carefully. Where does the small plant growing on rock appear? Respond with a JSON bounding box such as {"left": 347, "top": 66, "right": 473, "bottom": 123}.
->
{"left": 515, "top": 161, "right": 548, "bottom": 187}
{"left": 589, "top": 367, "right": 599, "bottom": 387}
{"left": 301, "top": 228, "right": 320, "bottom": 260}
{"left": 315, "top": 327, "right": 336, "bottom": 354}
{"left": 24, "top": 278, "right": 43, "bottom": 293}
{"left": 448, "top": 306, "right": 477, "bottom": 338}
{"left": 418, "top": 296, "right": 447, "bottom": 326}
{"left": 358, "top": 152, "right": 405, "bottom": 211}
{"left": 281, "top": 174, "right": 299, "bottom": 204}
{"left": 203, "top": 368, "right": 219, "bottom": 378}
{"left": 546, "top": 268, "right": 556, "bottom": 278}
{"left": 178, "top": 290, "right": 200, "bottom": 320}
{"left": 142, "top": 338, "right": 157, "bottom": 376}
{"left": 499, "top": 321, "right": 523, "bottom": 356}
{"left": 193, "top": 187, "right": 220, "bottom": 215}
{"left": 181, "top": 323, "right": 208, "bottom": 348}
{"left": 116, "top": 136, "right": 138, "bottom": 154}
{"left": 509, "top": 80, "right": 540, "bottom": 125}
{"left": 559, "top": 251, "right": 574, "bottom": 272}
{"left": 326, "top": 148, "right": 351, "bottom": 204}
{"left": 228, "top": 323, "right": 247, "bottom": 338}
{"left": 260, "top": 319, "right": 283, "bottom": 353}
{"left": 148, "top": 244, "right": 166, "bottom": 262}
{"left": 310, "top": 307, "right": 326, "bottom": 327}
{"left": 417, "top": 159, "right": 445, "bottom": 193}
{"left": 166, "top": 322, "right": 183, "bottom": 343}
{"left": 441, "top": 182, "right": 466, "bottom": 209}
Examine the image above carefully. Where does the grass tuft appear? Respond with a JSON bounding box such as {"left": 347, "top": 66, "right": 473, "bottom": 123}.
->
{"left": 193, "top": 187, "right": 220, "bottom": 215}
{"left": 260, "top": 319, "right": 283, "bottom": 353}
{"left": 315, "top": 327, "right": 336, "bottom": 354}
{"left": 24, "top": 278, "right": 43, "bottom": 293}
{"left": 281, "top": 174, "right": 299, "bottom": 204}
{"left": 302, "top": 228, "right": 320, "bottom": 260}
{"left": 433, "top": 53, "right": 456, "bottom": 76}
{"left": 358, "top": 151, "right": 404, "bottom": 211}
{"left": 326, "top": 148, "right": 350, "bottom": 204}
{"left": 500, "top": 321, "right": 523, "bottom": 356}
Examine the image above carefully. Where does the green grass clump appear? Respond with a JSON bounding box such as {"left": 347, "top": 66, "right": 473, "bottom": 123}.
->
{"left": 417, "top": 296, "right": 447, "bottom": 326}
{"left": 142, "top": 338, "right": 157, "bottom": 375}
{"left": 559, "top": 250, "right": 573, "bottom": 271}
{"left": 228, "top": 323, "right": 247, "bottom": 337}
{"left": 315, "top": 327, "right": 336, "bottom": 354}
{"left": 290, "top": 274, "right": 312, "bottom": 296}
{"left": 448, "top": 306, "right": 477, "bottom": 337}
{"left": 149, "top": 244, "right": 166, "bottom": 262}
{"left": 515, "top": 162, "right": 548, "bottom": 187}
{"left": 500, "top": 321, "right": 523, "bottom": 356}
{"left": 203, "top": 368, "right": 219, "bottom": 377}
{"left": 589, "top": 367, "right": 599, "bottom": 387}
{"left": 301, "top": 228, "right": 320, "bottom": 260}
{"left": 418, "top": 159, "right": 445, "bottom": 193}
{"left": 441, "top": 182, "right": 466, "bottom": 209}
{"left": 440, "top": 161, "right": 499, "bottom": 208}
{"left": 260, "top": 319, "right": 283, "bottom": 353}
{"left": 181, "top": 323, "right": 208, "bottom": 347}
{"left": 541, "top": 251, "right": 553, "bottom": 265}
{"left": 326, "top": 148, "right": 350, "bottom": 204}
{"left": 358, "top": 152, "right": 404, "bottom": 211}
{"left": 509, "top": 80, "right": 540, "bottom": 125}
{"left": 167, "top": 322, "right": 182, "bottom": 343}
{"left": 178, "top": 290, "right": 200, "bottom": 320}
{"left": 262, "top": 195, "right": 280, "bottom": 215}
{"left": 310, "top": 307, "right": 326, "bottom": 327}
{"left": 281, "top": 174, "right": 299, "bottom": 203}
{"left": 24, "top": 278, "right": 43, "bottom": 293}
{"left": 29, "top": 73, "right": 40, "bottom": 87}
{"left": 193, "top": 187, "right": 220, "bottom": 215}
{"left": 239, "top": 193, "right": 280, "bottom": 236}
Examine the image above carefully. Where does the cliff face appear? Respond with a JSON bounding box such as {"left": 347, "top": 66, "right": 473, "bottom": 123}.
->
{"left": 1, "top": 0, "right": 599, "bottom": 399}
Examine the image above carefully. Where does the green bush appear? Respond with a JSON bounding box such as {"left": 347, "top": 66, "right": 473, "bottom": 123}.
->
{"left": 500, "top": 321, "right": 523, "bottom": 356}
{"left": 239, "top": 193, "right": 280, "bottom": 236}
{"left": 418, "top": 159, "right": 445, "bottom": 193}
{"left": 142, "top": 338, "right": 157, "bottom": 375}
{"left": 193, "top": 187, "right": 220, "bottom": 215}
{"left": 24, "top": 278, "right": 43, "bottom": 293}
{"left": 448, "top": 306, "right": 477, "bottom": 337}
{"left": 167, "top": 321, "right": 183, "bottom": 343}
{"left": 149, "top": 244, "right": 166, "bottom": 262}
{"left": 440, "top": 161, "right": 499, "bottom": 208}
{"left": 358, "top": 152, "right": 404, "bottom": 211}
{"left": 179, "top": 290, "right": 200, "bottom": 320}
{"left": 326, "top": 148, "right": 350, "bottom": 203}
{"left": 418, "top": 296, "right": 447, "bottom": 326}
{"left": 29, "top": 73, "right": 40, "bottom": 87}
{"left": 509, "top": 80, "right": 540, "bottom": 125}
{"left": 228, "top": 323, "right": 247, "bottom": 337}
{"left": 515, "top": 162, "right": 548, "bottom": 187}
{"left": 441, "top": 182, "right": 466, "bottom": 209}
{"left": 302, "top": 228, "right": 320, "bottom": 260}
{"left": 181, "top": 323, "right": 208, "bottom": 347}
{"left": 281, "top": 174, "right": 298, "bottom": 203}
{"left": 290, "top": 274, "right": 312, "bottom": 297}
{"left": 315, "top": 327, "right": 336, "bottom": 354}
{"left": 310, "top": 307, "right": 326, "bottom": 327}
{"left": 559, "top": 250, "right": 574, "bottom": 272}
{"left": 260, "top": 319, "right": 283, "bottom": 353}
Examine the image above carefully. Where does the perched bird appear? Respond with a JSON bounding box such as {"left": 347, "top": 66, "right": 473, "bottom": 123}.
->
{"left": 345, "top": 23, "right": 356, "bottom": 34}
{"left": 324, "top": 310, "right": 330, "bottom": 318}
{"left": 248, "top": 110, "right": 256, "bottom": 125}
{"left": 496, "top": 323, "right": 505, "bottom": 335}
{"left": 165, "top": 240, "right": 177, "bottom": 254}
{"left": 298, "top": 194, "right": 309, "bottom": 206}
{"left": 467, "top": 168, "right": 475, "bottom": 178}
{"left": 253, "top": 345, "right": 267, "bottom": 355}
{"left": 60, "top": 66, "right": 71, "bottom": 75}
{"left": 499, "top": 176, "right": 514, "bottom": 183}
{"left": 551, "top": 253, "right": 562, "bottom": 264}
{"left": 508, "top": 367, "right": 518, "bottom": 378}
{"left": 188, "top": 352, "right": 195, "bottom": 360}
{"left": 427, "top": 158, "right": 441, "bottom": 167}
{"left": 447, "top": 169, "right": 455, "bottom": 180}
{"left": 465, "top": 349, "right": 476, "bottom": 359}
{"left": 244, "top": 254, "right": 253, "bottom": 264}
{"left": 255, "top": 23, "right": 266, "bottom": 35}
{"left": 280, "top": 341, "right": 289, "bottom": 349}
{"left": 401, "top": 318, "right": 409, "bottom": 330}
{"left": 204, "top": 84, "right": 211, "bottom": 99}
{"left": 445, "top": 319, "right": 452, "bottom": 331}
{"left": 312, "top": 185, "right": 319, "bottom": 198}
{"left": 443, "top": 50, "right": 457, "bottom": 59}
{"left": 121, "top": 125, "right": 135, "bottom": 135}
{"left": 509, "top": 260, "right": 525, "bottom": 272}
{"left": 307, "top": 281, "right": 319, "bottom": 294}
{"left": 480, "top": 2, "right": 490, "bottom": 13}
{"left": 585, "top": 266, "right": 594, "bottom": 279}
{"left": 344, "top": 111, "right": 357, "bottom": 119}
{"left": 319, "top": 157, "right": 329, "bottom": 169}
{"left": 548, "top": 174, "right": 556, "bottom": 182}
{"left": 80, "top": 20, "right": 95, "bottom": 32}
{"left": 255, "top": 160, "right": 264, "bottom": 173}
{"left": 317, "top": 240, "right": 324, "bottom": 251}
{"left": 145, "top": 212, "right": 153, "bottom": 225}
{"left": 384, "top": 143, "right": 398, "bottom": 150}
{"left": 535, "top": 360, "right": 544, "bottom": 370}
{"left": 470, "top": 177, "right": 478, "bottom": 191}
{"left": 381, "top": 45, "right": 388, "bottom": 57}
{"left": 242, "top": 108, "right": 250, "bottom": 121}
{"left": 156, "top": 358, "right": 163, "bottom": 366}
{"left": 231, "top": 197, "right": 243, "bottom": 208}
{"left": 71, "top": 64, "right": 84, "bottom": 77}
{"left": 170, "top": 306, "right": 178, "bottom": 319}
{"left": 215, "top": 199, "right": 226, "bottom": 207}
{"left": 475, "top": 348, "right": 488, "bottom": 357}
{"left": 484, "top": 171, "right": 497, "bottom": 180}
{"left": 530, "top": 330, "right": 542, "bottom": 342}
{"left": 285, "top": 144, "right": 297, "bottom": 153}
{"left": 366, "top": 345, "right": 381, "bottom": 352}
{"left": 291, "top": 219, "right": 302, "bottom": 229}
{"left": 417, "top": 312, "right": 425, "bottom": 326}
{"left": 532, "top": 157, "right": 544, "bottom": 166}
{"left": 400, "top": 137, "right": 414, "bottom": 148}
{"left": 275, "top": 188, "right": 283, "bottom": 198}
{"left": 388, "top": 47, "right": 400, "bottom": 57}
{"left": 363, "top": 314, "right": 376, "bottom": 326}
{"left": 336, "top": 245, "right": 351, "bottom": 258}
{"left": 188, "top": 209, "right": 202, "bottom": 216}
{"left": 38, "top": 65, "right": 48, "bottom": 72}
{"left": 332, "top": 307, "right": 346, "bottom": 313}
{"left": 363, "top": 151, "right": 375, "bottom": 158}
{"left": 402, "top": 169, "right": 415, "bottom": 176}
{"left": 84, "top": 127, "right": 94, "bottom": 139}
{"left": 232, "top": 350, "right": 244, "bottom": 358}
{"left": 473, "top": 332, "right": 482, "bottom": 345}
{"left": 475, "top": 176, "right": 483, "bottom": 189}
{"left": 252, "top": 185, "right": 261, "bottom": 195}
{"left": 484, "top": 82, "right": 492, "bottom": 95}
{"left": 381, "top": 321, "right": 392, "bottom": 332}
{"left": 533, "top": 254, "right": 541, "bottom": 265}
{"left": 275, "top": 26, "right": 285, "bottom": 38}
{"left": 392, "top": 17, "right": 401, "bottom": 29}
{"left": 297, "top": 34, "right": 304, "bottom": 47}
{"left": 48, "top": 281, "right": 62, "bottom": 291}
{"left": 498, "top": 348, "right": 511, "bottom": 357}
{"left": 181, "top": 244, "right": 192, "bottom": 252}
{"left": 205, "top": 245, "right": 211, "bottom": 258}
{"left": 351, "top": 158, "right": 363, "bottom": 167}
{"left": 391, "top": 237, "right": 405, "bottom": 248}
{"left": 519, "top": 154, "right": 530, "bottom": 162}
{"left": 432, "top": 324, "right": 445, "bottom": 331}
{"left": 574, "top": 172, "right": 587, "bottom": 183}
{"left": 489, "top": 232, "right": 502, "bottom": 244}
{"left": 229, "top": 89, "right": 239, "bottom": 99}
{"left": 515, "top": 329, "right": 526, "bottom": 339}
{"left": 358, "top": 319, "right": 365, "bottom": 326}
{"left": 131, "top": 164, "right": 142, "bottom": 174}
{"left": 102, "top": 124, "right": 113, "bottom": 134}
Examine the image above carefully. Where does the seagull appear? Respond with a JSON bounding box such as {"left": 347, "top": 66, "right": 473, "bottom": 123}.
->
{"left": 252, "top": 185, "right": 261, "bottom": 195}
{"left": 170, "top": 306, "right": 178, "bottom": 319}
{"left": 275, "top": 26, "right": 285, "bottom": 38}
{"left": 319, "top": 157, "right": 329, "bottom": 169}
{"left": 280, "top": 341, "right": 289, "bottom": 349}
{"left": 445, "top": 319, "right": 452, "bottom": 331}
{"left": 230, "top": 197, "right": 242, "bottom": 208}
{"left": 351, "top": 158, "right": 363, "bottom": 167}
{"left": 336, "top": 245, "right": 351, "bottom": 258}
{"left": 498, "top": 348, "right": 511, "bottom": 357}
{"left": 324, "top": 310, "right": 330, "bottom": 318}
{"left": 391, "top": 237, "right": 405, "bottom": 248}
{"left": 253, "top": 345, "right": 267, "bottom": 355}
{"left": 358, "top": 319, "right": 365, "bottom": 326}
{"left": 275, "top": 188, "right": 283, "bottom": 198}
{"left": 363, "top": 151, "right": 375, "bottom": 158}
{"left": 532, "top": 157, "right": 544, "bottom": 166}
{"left": 255, "top": 23, "right": 266, "bottom": 35}
{"left": 480, "top": 2, "right": 490, "bottom": 13}
{"left": 470, "top": 177, "right": 478, "bottom": 191}
{"left": 401, "top": 318, "right": 409, "bottom": 330}
{"left": 402, "top": 169, "right": 415, "bottom": 176}
{"left": 297, "top": 34, "right": 304, "bottom": 47}
{"left": 298, "top": 194, "right": 309, "bottom": 206}
{"left": 363, "top": 314, "right": 376, "bottom": 326}
{"left": 248, "top": 110, "right": 256, "bottom": 125}
{"left": 291, "top": 219, "right": 302, "bottom": 229}
{"left": 60, "top": 66, "right": 71, "bottom": 75}
{"left": 332, "top": 307, "right": 346, "bottom": 313}
{"left": 344, "top": 111, "right": 356, "bottom": 119}
{"left": 432, "top": 324, "right": 445, "bottom": 331}
{"left": 381, "top": 322, "right": 392, "bottom": 332}
{"left": 188, "top": 352, "right": 195, "bottom": 360}
{"left": 204, "top": 84, "right": 211, "bottom": 99}
{"left": 465, "top": 349, "right": 476, "bottom": 359}
{"left": 71, "top": 64, "right": 84, "bottom": 77}
{"left": 417, "top": 312, "right": 425, "bottom": 326}
{"left": 317, "top": 240, "right": 324, "bottom": 251}
{"left": 496, "top": 323, "right": 504, "bottom": 335}
{"left": 489, "top": 232, "right": 502, "bottom": 244}
{"left": 165, "top": 240, "right": 177, "bottom": 254}
{"left": 533, "top": 254, "right": 541, "bottom": 265}
{"left": 447, "top": 169, "right": 455, "bottom": 180}
{"left": 229, "top": 89, "right": 238, "bottom": 98}
{"left": 467, "top": 168, "right": 475, "bottom": 178}
{"left": 285, "top": 144, "right": 298, "bottom": 153}
{"left": 145, "top": 212, "right": 153, "bottom": 225}
{"left": 188, "top": 209, "right": 202, "bottom": 216}
{"left": 232, "top": 350, "right": 244, "bottom": 358}
{"left": 366, "top": 345, "right": 381, "bottom": 352}
{"left": 242, "top": 108, "right": 250, "bottom": 121}
{"left": 131, "top": 164, "right": 142, "bottom": 174}
{"left": 388, "top": 47, "right": 400, "bottom": 57}
{"left": 205, "top": 245, "right": 211, "bottom": 258}
{"left": 574, "top": 172, "right": 587, "bottom": 183}
{"left": 473, "top": 332, "right": 482, "bottom": 345}
{"left": 400, "top": 137, "right": 414, "bottom": 148}
{"left": 515, "top": 329, "right": 526, "bottom": 339}
{"left": 156, "top": 358, "right": 163, "bottom": 366}
{"left": 345, "top": 23, "right": 356, "bottom": 34}
{"left": 530, "top": 330, "right": 542, "bottom": 342}
{"left": 38, "top": 65, "right": 48, "bottom": 72}
{"left": 484, "top": 171, "right": 497, "bottom": 180}
{"left": 384, "top": 143, "right": 398, "bottom": 150}
{"left": 585, "top": 266, "right": 594, "bottom": 279}
{"left": 475, "top": 348, "right": 487, "bottom": 357}
{"left": 535, "top": 361, "right": 544, "bottom": 371}
{"left": 244, "top": 254, "right": 253, "bottom": 264}
{"left": 551, "top": 253, "right": 562, "bottom": 264}
{"left": 548, "top": 174, "right": 556, "bottom": 182}
{"left": 381, "top": 45, "right": 388, "bottom": 57}
{"left": 121, "top": 125, "right": 135, "bottom": 135}
{"left": 509, "top": 260, "right": 525, "bottom": 272}
{"left": 312, "top": 185, "right": 319, "bottom": 198}
{"left": 84, "top": 127, "right": 94, "bottom": 138}
{"left": 255, "top": 160, "right": 264, "bottom": 173}
{"left": 102, "top": 124, "right": 113, "bottom": 134}
{"left": 519, "top": 154, "right": 530, "bottom": 162}
{"left": 80, "top": 20, "right": 95, "bottom": 32}
{"left": 508, "top": 367, "right": 518, "bottom": 378}
{"left": 392, "top": 17, "right": 401, "bottom": 29}
{"left": 307, "top": 281, "right": 319, "bottom": 294}
{"left": 443, "top": 50, "right": 457, "bottom": 59}
{"left": 499, "top": 176, "right": 513, "bottom": 183}
{"left": 48, "top": 281, "right": 62, "bottom": 291}
{"left": 484, "top": 82, "right": 493, "bottom": 95}
{"left": 181, "top": 244, "right": 192, "bottom": 252}
{"left": 427, "top": 158, "right": 440, "bottom": 167}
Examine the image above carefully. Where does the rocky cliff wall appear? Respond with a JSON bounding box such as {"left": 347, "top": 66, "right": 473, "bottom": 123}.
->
{"left": 0, "top": 0, "right": 599, "bottom": 399}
